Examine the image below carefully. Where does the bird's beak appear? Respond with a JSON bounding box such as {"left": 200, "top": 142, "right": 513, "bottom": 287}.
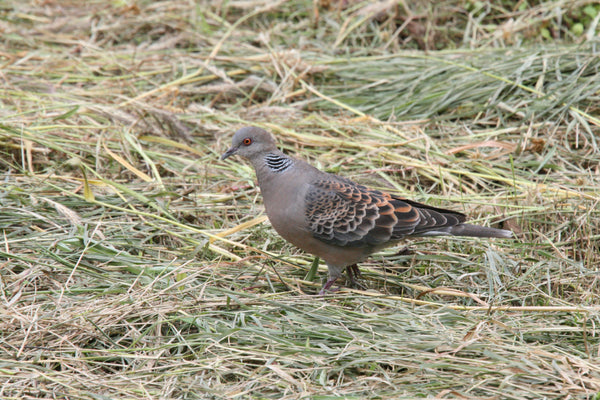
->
{"left": 221, "top": 147, "right": 238, "bottom": 160}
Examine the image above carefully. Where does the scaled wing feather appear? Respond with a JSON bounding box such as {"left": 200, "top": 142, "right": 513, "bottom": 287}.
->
{"left": 306, "top": 178, "right": 468, "bottom": 246}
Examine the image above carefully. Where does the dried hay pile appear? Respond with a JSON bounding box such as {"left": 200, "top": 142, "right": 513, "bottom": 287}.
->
{"left": 1, "top": 1, "right": 598, "bottom": 398}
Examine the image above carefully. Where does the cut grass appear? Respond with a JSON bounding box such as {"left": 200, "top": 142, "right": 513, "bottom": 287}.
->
{"left": 1, "top": 1, "right": 599, "bottom": 399}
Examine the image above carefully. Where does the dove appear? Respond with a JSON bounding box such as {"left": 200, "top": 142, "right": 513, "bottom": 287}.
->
{"left": 222, "top": 127, "right": 512, "bottom": 294}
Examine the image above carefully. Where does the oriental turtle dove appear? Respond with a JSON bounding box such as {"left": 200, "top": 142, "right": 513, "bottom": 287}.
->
{"left": 221, "top": 127, "right": 512, "bottom": 294}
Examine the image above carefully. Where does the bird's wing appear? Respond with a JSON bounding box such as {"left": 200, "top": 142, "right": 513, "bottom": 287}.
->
{"left": 394, "top": 197, "right": 467, "bottom": 236}
{"left": 305, "top": 178, "right": 461, "bottom": 247}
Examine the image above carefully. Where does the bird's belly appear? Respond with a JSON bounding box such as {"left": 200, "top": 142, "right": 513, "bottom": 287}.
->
{"left": 268, "top": 214, "right": 370, "bottom": 267}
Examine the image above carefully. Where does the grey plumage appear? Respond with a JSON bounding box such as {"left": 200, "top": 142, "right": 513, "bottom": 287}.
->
{"left": 222, "top": 126, "right": 512, "bottom": 294}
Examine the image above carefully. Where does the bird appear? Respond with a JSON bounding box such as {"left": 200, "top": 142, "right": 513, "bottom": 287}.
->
{"left": 221, "top": 126, "right": 512, "bottom": 294}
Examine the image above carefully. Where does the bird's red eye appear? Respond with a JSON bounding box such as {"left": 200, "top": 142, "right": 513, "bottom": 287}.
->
{"left": 242, "top": 138, "right": 252, "bottom": 146}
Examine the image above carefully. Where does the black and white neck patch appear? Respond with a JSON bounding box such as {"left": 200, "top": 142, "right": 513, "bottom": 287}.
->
{"left": 264, "top": 153, "right": 294, "bottom": 172}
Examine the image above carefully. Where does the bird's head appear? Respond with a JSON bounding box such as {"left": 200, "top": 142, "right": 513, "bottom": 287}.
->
{"left": 221, "top": 126, "right": 278, "bottom": 161}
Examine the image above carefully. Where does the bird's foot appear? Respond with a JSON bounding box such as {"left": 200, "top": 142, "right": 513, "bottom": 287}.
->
{"left": 396, "top": 246, "right": 412, "bottom": 256}
{"left": 319, "top": 265, "right": 366, "bottom": 294}
{"left": 318, "top": 277, "right": 340, "bottom": 295}
{"left": 346, "top": 264, "right": 367, "bottom": 290}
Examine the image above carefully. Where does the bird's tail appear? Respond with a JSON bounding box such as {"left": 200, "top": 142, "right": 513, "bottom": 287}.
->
{"left": 449, "top": 223, "right": 512, "bottom": 238}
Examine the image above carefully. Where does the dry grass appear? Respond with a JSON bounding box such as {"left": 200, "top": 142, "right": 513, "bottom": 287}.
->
{"left": 1, "top": 1, "right": 599, "bottom": 399}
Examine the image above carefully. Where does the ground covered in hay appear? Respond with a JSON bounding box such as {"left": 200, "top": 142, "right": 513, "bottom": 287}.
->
{"left": 1, "top": 1, "right": 599, "bottom": 399}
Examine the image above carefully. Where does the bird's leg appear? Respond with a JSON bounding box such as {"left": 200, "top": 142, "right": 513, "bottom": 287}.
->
{"left": 346, "top": 264, "right": 367, "bottom": 290}
{"left": 319, "top": 276, "right": 339, "bottom": 295}
{"left": 346, "top": 264, "right": 360, "bottom": 284}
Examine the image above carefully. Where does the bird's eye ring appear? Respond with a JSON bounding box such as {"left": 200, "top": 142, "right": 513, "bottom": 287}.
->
{"left": 242, "top": 138, "right": 252, "bottom": 146}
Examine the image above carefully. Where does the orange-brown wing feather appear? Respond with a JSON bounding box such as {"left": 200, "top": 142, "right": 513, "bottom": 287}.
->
{"left": 306, "top": 178, "right": 469, "bottom": 247}
{"left": 393, "top": 198, "right": 467, "bottom": 237}
{"left": 305, "top": 179, "right": 420, "bottom": 247}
